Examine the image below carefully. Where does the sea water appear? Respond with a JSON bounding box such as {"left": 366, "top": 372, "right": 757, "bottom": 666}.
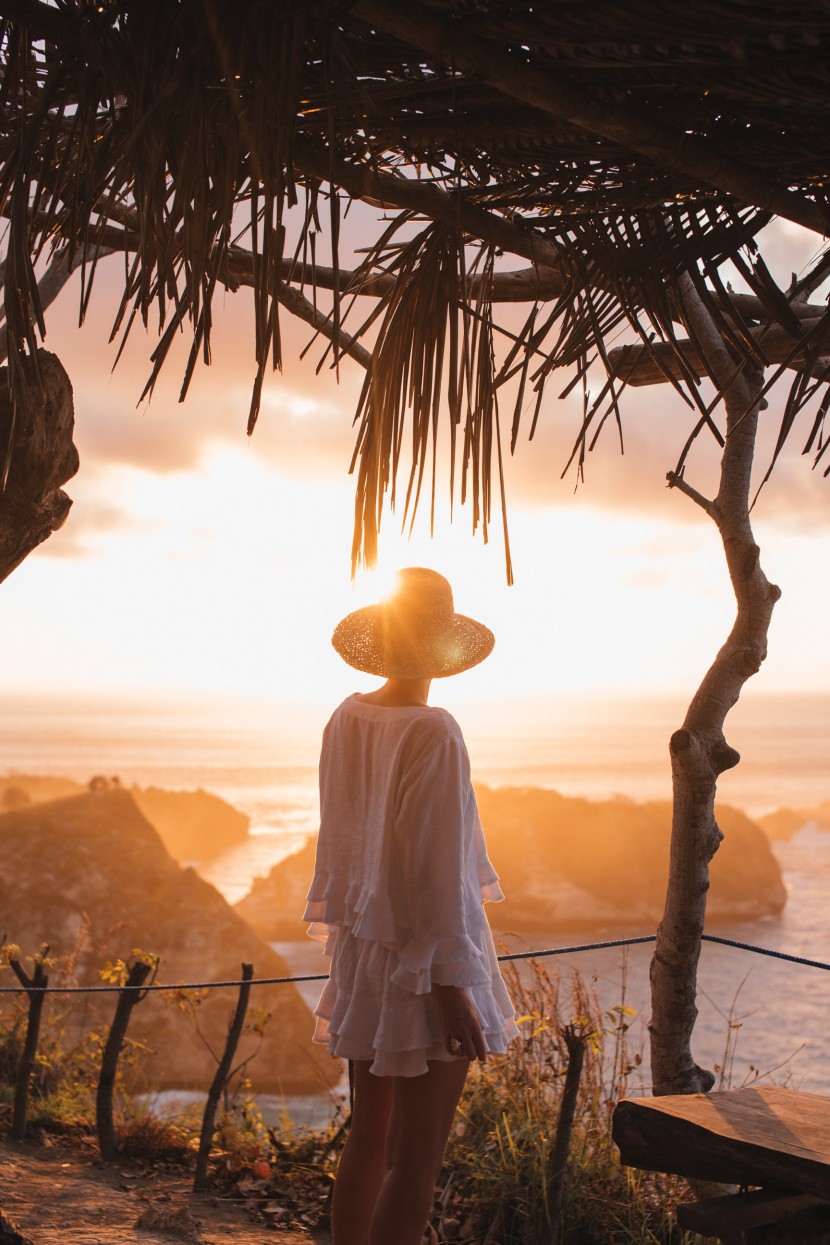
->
{"left": 2, "top": 689, "right": 830, "bottom": 1109}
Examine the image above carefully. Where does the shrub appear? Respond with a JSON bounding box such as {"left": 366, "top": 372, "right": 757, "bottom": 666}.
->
{"left": 432, "top": 957, "right": 692, "bottom": 1244}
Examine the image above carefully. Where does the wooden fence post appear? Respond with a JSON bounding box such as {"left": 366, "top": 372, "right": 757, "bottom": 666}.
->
{"left": 9, "top": 954, "right": 48, "bottom": 1140}
{"left": 96, "top": 960, "right": 152, "bottom": 1162}
{"left": 194, "top": 963, "right": 254, "bottom": 1192}
{"left": 542, "top": 1024, "right": 587, "bottom": 1243}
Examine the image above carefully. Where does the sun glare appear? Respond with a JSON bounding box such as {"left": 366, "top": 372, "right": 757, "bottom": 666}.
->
{"left": 356, "top": 557, "right": 400, "bottom": 606}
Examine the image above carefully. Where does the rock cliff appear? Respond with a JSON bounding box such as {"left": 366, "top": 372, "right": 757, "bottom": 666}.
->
{"left": 0, "top": 774, "right": 82, "bottom": 809}
{"left": 129, "top": 785, "right": 250, "bottom": 862}
{"left": 0, "top": 775, "right": 249, "bottom": 862}
{"left": 758, "top": 800, "right": 830, "bottom": 841}
{"left": 476, "top": 786, "right": 786, "bottom": 931}
{"left": 0, "top": 790, "right": 337, "bottom": 1095}
{"left": 236, "top": 838, "right": 318, "bottom": 942}
{"left": 235, "top": 784, "right": 787, "bottom": 941}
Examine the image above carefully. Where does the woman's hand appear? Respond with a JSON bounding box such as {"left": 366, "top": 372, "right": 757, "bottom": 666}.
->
{"left": 431, "top": 984, "right": 487, "bottom": 1062}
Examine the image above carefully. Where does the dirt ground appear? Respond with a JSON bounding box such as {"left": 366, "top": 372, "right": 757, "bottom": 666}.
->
{"left": 0, "top": 1137, "right": 332, "bottom": 1245}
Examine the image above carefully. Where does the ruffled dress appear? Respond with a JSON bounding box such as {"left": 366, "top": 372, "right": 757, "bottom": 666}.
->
{"left": 303, "top": 694, "right": 519, "bottom": 1077}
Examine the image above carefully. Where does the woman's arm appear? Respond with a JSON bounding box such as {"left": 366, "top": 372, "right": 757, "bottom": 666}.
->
{"left": 432, "top": 983, "right": 486, "bottom": 1061}
{"left": 392, "top": 728, "right": 491, "bottom": 995}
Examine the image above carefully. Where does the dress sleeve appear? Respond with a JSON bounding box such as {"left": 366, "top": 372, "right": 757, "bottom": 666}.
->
{"left": 389, "top": 730, "right": 495, "bottom": 995}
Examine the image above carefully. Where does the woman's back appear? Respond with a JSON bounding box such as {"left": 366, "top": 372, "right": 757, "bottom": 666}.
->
{"left": 302, "top": 568, "right": 518, "bottom": 1245}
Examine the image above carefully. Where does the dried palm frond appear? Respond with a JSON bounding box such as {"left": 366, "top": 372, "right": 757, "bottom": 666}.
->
{"left": 347, "top": 223, "right": 510, "bottom": 575}
{"left": 1, "top": 0, "right": 830, "bottom": 573}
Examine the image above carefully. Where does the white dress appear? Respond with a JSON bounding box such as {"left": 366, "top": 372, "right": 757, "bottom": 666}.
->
{"left": 303, "top": 694, "right": 519, "bottom": 1076}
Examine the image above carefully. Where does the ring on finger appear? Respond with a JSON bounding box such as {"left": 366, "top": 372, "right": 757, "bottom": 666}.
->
{"left": 449, "top": 1036, "right": 463, "bottom": 1055}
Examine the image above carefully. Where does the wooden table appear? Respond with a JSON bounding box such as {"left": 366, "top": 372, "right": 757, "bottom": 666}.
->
{"left": 613, "top": 1086, "right": 830, "bottom": 1239}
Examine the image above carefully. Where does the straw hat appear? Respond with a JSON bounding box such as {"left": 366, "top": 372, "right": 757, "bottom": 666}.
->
{"left": 332, "top": 567, "right": 495, "bottom": 679}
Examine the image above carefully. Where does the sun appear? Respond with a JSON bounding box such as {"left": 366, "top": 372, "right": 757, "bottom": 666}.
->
{"left": 356, "top": 557, "right": 400, "bottom": 606}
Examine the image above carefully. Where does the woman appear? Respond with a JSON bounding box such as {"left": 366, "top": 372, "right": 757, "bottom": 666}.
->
{"left": 304, "top": 567, "right": 518, "bottom": 1245}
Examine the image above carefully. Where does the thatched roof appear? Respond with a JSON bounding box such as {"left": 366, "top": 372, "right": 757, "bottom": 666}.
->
{"left": 1, "top": 0, "right": 829, "bottom": 573}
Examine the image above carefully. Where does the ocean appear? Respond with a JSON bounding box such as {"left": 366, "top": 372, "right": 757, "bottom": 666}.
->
{"left": 3, "top": 688, "right": 830, "bottom": 1113}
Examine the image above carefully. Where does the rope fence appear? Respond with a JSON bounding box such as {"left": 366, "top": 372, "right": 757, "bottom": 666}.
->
{"left": 4, "top": 929, "right": 830, "bottom": 1183}
{"left": 3, "top": 933, "right": 830, "bottom": 994}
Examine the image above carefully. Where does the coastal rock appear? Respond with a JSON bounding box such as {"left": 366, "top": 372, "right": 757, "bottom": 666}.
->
{"left": 0, "top": 774, "right": 82, "bottom": 809}
{"left": 235, "top": 785, "right": 786, "bottom": 941}
{"left": 0, "top": 775, "right": 249, "bottom": 863}
{"left": 0, "top": 789, "right": 338, "bottom": 1095}
{"left": 476, "top": 787, "right": 787, "bottom": 931}
{"left": 235, "top": 838, "right": 317, "bottom": 941}
{"left": 129, "top": 785, "right": 250, "bottom": 862}
{"left": 758, "top": 801, "right": 830, "bottom": 841}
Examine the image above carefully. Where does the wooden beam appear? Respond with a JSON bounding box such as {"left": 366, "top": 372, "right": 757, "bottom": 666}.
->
{"left": 354, "top": 0, "right": 830, "bottom": 238}
{"left": 271, "top": 259, "right": 563, "bottom": 304}
{"left": 613, "top": 1087, "right": 830, "bottom": 1202}
{"left": 676, "top": 1189, "right": 826, "bottom": 1236}
{"left": 11, "top": 215, "right": 825, "bottom": 389}
{"left": 607, "top": 317, "right": 829, "bottom": 387}
{"left": 726, "top": 292, "right": 826, "bottom": 325}
{"left": 293, "top": 139, "right": 569, "bottom": 288}
{"left": 13, "top": 208, "right": 820, "bottom": 337}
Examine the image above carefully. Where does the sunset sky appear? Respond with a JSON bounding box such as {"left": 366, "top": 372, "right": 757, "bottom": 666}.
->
{"left": 1, "top": 213, "right": 828, "bottom": 715}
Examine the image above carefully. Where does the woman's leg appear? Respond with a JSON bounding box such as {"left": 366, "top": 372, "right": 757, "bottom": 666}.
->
{"left": 331, "top": 1060, "right": 394, "bottom": 1245}
{"left": 368, "top": 1059, "right": 469, "bottom": 1245}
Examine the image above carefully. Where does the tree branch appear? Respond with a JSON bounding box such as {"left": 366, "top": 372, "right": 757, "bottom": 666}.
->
{"left": 293, "top": 138, "right": 570, "bottom": 287}
{"left": 0, "top": 243, "right": 117, "bottom": 366}
{"left": 0, "top": 224, "right": 373, "bottom": 373}
{"left": 676, "top": 273, "right": 761, "bottom": 413}
{"left": 666, "top": 471, "right": 716, "bottom": 517}
{"left": 650, "top": 301, "right": 781, "bottom": 1095}
{"left": 271, "top": 282, "right": 371, "bottom": 370}
{"left": 283, "top": 259, "right": 562, "bottom": 304}
{"left": 219, "top": 247, "right": 371, "bottom": 369}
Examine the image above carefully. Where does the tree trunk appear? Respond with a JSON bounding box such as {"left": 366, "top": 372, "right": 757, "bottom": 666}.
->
{"left": 542, "top": 1024, "right": 587, "bottom": 1242}
{"left": 649, "top": 277, "right": 781, "bottom": 1096}
{"left": 0, "top": 350, "right": 78, "bottom": 583}
{"left": 9, "top": 957, "right": 48, "bottom": 1140}
{"left": 193, "top": 963, "right": 254, "bottom": 1192}
{"left": 96, "top": 961, "right": 152, "bottom": 1162}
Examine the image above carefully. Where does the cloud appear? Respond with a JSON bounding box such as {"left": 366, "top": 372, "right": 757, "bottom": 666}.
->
{"left": 749, "top": 219, "right": 830, "bottom": 298}
{"left": 44, "top": 260, "right": 364, "bottom": 479}
{"left": 61, "top": 346, "right": 362, "bottom": 479}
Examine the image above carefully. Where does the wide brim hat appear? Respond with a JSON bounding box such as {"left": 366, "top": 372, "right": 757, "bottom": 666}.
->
{"left": 332, "top": 567, "right": 494, "bottom": 679}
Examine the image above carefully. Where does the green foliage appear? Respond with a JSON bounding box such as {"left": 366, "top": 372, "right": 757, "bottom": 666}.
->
{"left": 0, "top": 942, "right": 21, "bottom": 970}
{"left": 0, "top": 937, "right": 165, "bottom": 1141}
{"left": 433, "top": 958, "right": 694, "bottom": 1245}
{"left": 211, "top": 1085, "right": 271, "bottom": 1174}
{"left": 0, "top": 939, "right": 90, "bottom": 1123}
{"left": 114, "top": 1096, "right": 203, "bottom": 1161}
{"left": 0, "top": 944, "right": 729, "bottom": 1240}
{"left": 99, "top": 949, "right": 161, "bottom": 987}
